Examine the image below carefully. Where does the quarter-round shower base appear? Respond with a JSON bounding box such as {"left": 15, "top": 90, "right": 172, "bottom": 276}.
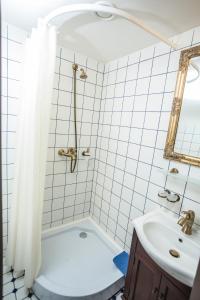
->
{"left": 33, "top": 218, "right": 124, "bottom": 300}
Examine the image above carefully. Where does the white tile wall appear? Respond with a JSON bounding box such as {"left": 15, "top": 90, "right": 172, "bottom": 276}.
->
{"left": 91, "top": 26, "right": 200, "bottom": 251}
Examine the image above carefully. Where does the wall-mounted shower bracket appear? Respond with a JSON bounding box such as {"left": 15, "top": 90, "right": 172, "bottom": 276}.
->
{"left": 80, "top": 68, "right": 88, "bottom": 79}
{"left": 72, "top": 63, "right": 78, "bottom": 71}
{"left": 82, "top": 147, "right": 91, "bottom": 156}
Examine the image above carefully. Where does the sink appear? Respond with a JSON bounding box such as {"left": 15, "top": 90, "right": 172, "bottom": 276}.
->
{"left": 133, "top": 209, "right": 200, "bottom": 286}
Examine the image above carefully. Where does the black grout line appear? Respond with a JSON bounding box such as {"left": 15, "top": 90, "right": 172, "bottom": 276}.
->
{"left": 121, "top": 52, "right": 142, "bottom": 248}
{"left": 5, "top": 24, "right": 9, "bottom": 247}
{"left": 83, "top": 61, "right": 99, "bottom": 216}
{"left": 90, "top": 64, "right": 110, "bottom": 220}
{"left": 99, "top": 62, "right": 117, "bottom": 227}
{"left": 112, "top": 56, "right": 131, "bottom": 241}
{"left": 102, "top": 40, "right": 200, "bottom": 75}
{"left": 89, "top": 64, "right": 106, "bottom": 217}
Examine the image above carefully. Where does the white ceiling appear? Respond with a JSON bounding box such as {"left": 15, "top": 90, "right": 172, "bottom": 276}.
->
{"left": 3, "top": 0, "right": 200, "bottom": 62}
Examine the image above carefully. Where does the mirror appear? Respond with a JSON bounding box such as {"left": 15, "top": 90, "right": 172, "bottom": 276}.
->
{"left": 164, "top": 45, "right": 200, "bottom": 167}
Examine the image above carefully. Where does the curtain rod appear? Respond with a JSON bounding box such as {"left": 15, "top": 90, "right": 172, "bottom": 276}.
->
{"left": 44, "top": 3, "right": 199, "bottom": 78}
{"left": 44, "top": 3, "right": 177, "bottom": 49}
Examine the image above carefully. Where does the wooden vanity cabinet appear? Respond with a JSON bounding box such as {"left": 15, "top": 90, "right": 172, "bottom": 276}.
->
{"left": 122, "top": 231, "right": 191, "bottom": 300}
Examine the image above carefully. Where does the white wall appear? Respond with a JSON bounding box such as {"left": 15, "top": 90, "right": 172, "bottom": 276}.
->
{"left": 90, "top": 26, "right": 200, "bottom": 250}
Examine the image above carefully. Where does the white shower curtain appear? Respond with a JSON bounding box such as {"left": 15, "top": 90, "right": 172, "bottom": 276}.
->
{"left": 6, "top": 19, "right": 56, "bottom": 288}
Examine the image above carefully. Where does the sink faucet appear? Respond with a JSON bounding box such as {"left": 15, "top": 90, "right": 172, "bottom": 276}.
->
{"left": 177, "top": 210, "right": 195, "bottom": 235}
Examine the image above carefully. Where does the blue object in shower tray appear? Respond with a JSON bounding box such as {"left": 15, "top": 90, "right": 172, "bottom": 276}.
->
{"left": 113, "top": 251, "right": 129, "bottom": 276}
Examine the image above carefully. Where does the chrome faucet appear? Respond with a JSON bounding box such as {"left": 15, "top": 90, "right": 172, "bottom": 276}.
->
{"left": 177, "top": 210, "right": 195, "bottom": 235}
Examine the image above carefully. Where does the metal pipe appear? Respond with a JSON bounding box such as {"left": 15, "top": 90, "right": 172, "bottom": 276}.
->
{"left": 71, "top": 63, "right": 78, "bottom": 173}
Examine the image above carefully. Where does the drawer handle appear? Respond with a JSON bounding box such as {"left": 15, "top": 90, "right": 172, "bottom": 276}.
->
{"left": 159, "top": 291, "right": 168, "bottom": 300}
{"left": 159, "top": 286, "right": 168, "bottom": 300}
{"left": 152, "top": 287, "right": 159, "bottom": 294}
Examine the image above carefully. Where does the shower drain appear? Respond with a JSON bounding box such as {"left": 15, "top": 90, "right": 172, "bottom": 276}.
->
{"left": 79, "top": 232, "right": 87, "bottom": 239}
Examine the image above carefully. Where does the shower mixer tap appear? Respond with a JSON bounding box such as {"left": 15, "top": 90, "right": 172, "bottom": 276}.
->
{"left": 58, "top": 148, "right": 77, "bottom": 160}
{"left": 58, "top": 147, "right": 77, "bottom": 173}
{"left": 60, "top": 63, "right": 88, "bottom": 174}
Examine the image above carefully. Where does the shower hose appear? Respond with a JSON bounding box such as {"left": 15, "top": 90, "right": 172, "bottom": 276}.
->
{"left": 71, "top": 65, "right": 78, "bottom": 173}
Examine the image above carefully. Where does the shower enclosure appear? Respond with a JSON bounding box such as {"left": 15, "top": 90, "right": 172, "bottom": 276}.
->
{"left": 2, "top": 1, "right": 187, "bottom": 299}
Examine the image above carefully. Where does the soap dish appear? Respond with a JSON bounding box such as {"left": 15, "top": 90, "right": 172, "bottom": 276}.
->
{"left": 167, "top": 193, "right": 180, "bottom": 203}
{"left": 158, "top": 189, "right": 171, "bottom": 198}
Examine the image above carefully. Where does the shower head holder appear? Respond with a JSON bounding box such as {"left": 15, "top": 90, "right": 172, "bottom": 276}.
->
{"left": 80, "top": 68, "right": 88, "bottom": 79}
{"left": 72, "top": 63, "right": 78, "bottom": 71}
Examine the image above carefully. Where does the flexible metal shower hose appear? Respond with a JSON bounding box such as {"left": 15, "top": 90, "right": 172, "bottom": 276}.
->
{"left": 71, "top": 67, "right": 78, "bottom": 173}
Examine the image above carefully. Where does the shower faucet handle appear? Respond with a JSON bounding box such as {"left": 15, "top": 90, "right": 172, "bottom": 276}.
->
{"left": 58, "top": 147, "right": 77, "bottom": 159}
{"left": 58, "top": 148, "right": 66, "bottom": 156}
{"left": 82, "top": 147, "right": 91, "bottom": 156}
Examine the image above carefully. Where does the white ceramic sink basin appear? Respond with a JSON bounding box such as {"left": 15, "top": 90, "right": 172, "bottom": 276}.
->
{"left": 133, "top": 209, "right": 200, "bottom": 286}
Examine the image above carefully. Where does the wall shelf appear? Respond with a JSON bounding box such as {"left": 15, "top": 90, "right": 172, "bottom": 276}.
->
{"left": 158, "top": 168, "right": 200, "bottom": 186}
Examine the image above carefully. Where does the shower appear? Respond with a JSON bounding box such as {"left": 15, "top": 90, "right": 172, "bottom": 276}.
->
{"left": 58, "top": 63, "right": 87, "bottom": 173}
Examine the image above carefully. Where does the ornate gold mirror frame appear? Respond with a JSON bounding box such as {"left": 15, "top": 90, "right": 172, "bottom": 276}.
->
{"left": 164, "top": 45, "right": 200, "bottom": 167}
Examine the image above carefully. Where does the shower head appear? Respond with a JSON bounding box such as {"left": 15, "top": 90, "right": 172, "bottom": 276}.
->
{"left": 80, "top": 68, "right": 88, "bottom": 80}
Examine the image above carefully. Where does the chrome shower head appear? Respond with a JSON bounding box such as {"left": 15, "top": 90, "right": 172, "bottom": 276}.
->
{"left": 80, "top": 68, "right": 87, "bottom": 80}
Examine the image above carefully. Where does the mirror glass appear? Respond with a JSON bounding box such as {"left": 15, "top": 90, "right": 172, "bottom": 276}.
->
{"left": 174, "top": 56, "right": 200, "bottom": 157}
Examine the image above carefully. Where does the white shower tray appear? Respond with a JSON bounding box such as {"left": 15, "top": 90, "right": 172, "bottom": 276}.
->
{"left": 33, "top": 218, "right": 124, "bottom": 300}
